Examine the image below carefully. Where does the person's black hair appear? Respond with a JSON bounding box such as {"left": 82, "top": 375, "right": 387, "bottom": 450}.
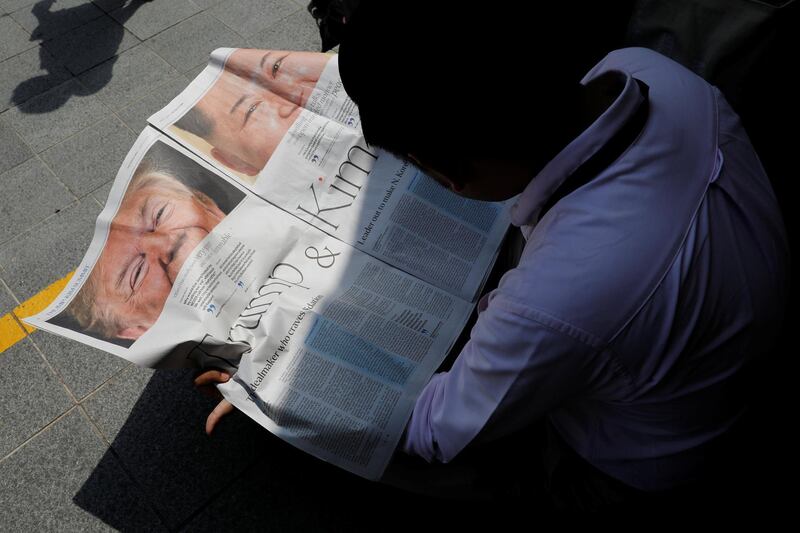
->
{"left": 174, "top": 106, "right": 215, "bottom": 140}
{"left": 339, "top": 1, "right": 634, "bottom": 177}
{"left": 307, "top": 0, "right": 362, "bottom": 51}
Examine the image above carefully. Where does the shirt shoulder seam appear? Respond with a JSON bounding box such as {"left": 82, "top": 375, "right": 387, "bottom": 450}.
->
{"left": 607, "top": 86, "right": 720, "bottom": 344}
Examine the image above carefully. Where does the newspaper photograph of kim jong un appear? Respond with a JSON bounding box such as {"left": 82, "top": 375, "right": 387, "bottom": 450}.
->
{"left": 24, "top": 48, "right": 513, "bottom": 480}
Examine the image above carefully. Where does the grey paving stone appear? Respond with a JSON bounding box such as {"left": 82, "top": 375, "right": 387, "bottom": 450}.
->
{"left": 1, "top": 0, "right": 37, "bottom": 16}
{"left": 78, "top": 44, "right": 179, "bottom": 111}
{"left": 115, "top": 74, "right": 187, "bottom": 131}
{"left": 0, "top": 45, "right": 72, "bottom": 112}
{"left": 0, "top": 408, "right": 166, "bottom": 532}
{"left": 0, "top": 337, "right": 74, "bottom": 458}
{"left": 83, "top": 366, "right": 273, "bottom": 529}
{"left": 0, "top": 198, "right": 101, "bottom": 302}
{"left": 179, "top": 434, "right": 447, "bottom": 533}
{"left": 0, "top": 277, "right": 18, "bottom": 314}
{"left": 188, "top": 0, "right": 225, "bottom": 9}
{"left": 29, "top": 330, "right": 129, "bottom": 400}
{"left": 109, "top": 0, "right": 200, "bottom": 40}
{"left": 41, "top": 14, "right": 140, "bottom": 75}
{"left": 80, "top": 363, "right": 156, "bottom": 440}
{"left": 247, "top": 8, "right": 321, "bottom": 52}
{"left": 6, "top": 78, "right": 109, "bottom": 152}
{"left": 183, "top": 63, "right": 206, "bottom": 81}
{"left": 210, "top": 0, "right": 299, "bottom": 38}
{"left": 90, "top": 179, "right": 114, "bottom": 205}
{"left": 10, "top": 0, "right": 104, "bottom": 42}
{"left": 144, "top": 12, "right": 247, "bottom": 74}
{"left": 40, "top": 115, "right": 136, "bottom": 197}
{"left": 0, "top": 157, "right": 74, "bottom": 245}
{"left": 0, "top": 14, "right": 35, "bottom": 61}
{"left": 0, "top": 111, "right": 32, "bottom": 174}
{"left": 89, "top": 0, "right": 125, "bottom": 13}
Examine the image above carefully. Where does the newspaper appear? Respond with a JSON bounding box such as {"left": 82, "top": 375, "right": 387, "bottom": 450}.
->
{"left": 25, "top": 49, "right": 512, "bottom": 480}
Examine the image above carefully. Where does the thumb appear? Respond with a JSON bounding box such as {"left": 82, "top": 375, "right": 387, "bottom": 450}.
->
{"left": 205, "top": 399, "right": 235, "bottom": 435}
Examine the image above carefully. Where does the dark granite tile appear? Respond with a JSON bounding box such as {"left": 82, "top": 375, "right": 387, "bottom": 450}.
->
{"left": 144, "top": 12, "right": 247, "bottom": 74}
{"left": 0, "top": 408, "right": 166, "bottom": 531}
{"left": 0, "top": 198, "right": 101, "bottom": 302}
{"left": 0, "top": 157, "right": 74, "bottom": 245}
{"left": 6, "top": 78, "right": 109, "bottom": 152}
{"left": 109, "top": 0, "right": 200, "bottom": 40}
{"left": 39, "top": 114, "right": 136, "bottom": 197}
{"left": 0, "top": 337, "right": 74, "bottom": 458}
{"left": 83, "top": 365, "right": 275, "bottom": 529}
{"left": 0, "top": 110, "right": 33, "bottom": 174}
{"left": 209, "top": 0, "right": 299, "bottom": 38}
{"left": 41, "top": 14, "right": 140, "bottom": 75}
{"left": 247, "top": 8, "right": 322, "bottom": 52}
{"left": 30, "top": 330, "right": 129, "bottom": 400}
{"left": 10, "top": 0, "right": 104, "bottom": 42}
{"left": 0, "top": 46, "right": 71, "bottom": 112}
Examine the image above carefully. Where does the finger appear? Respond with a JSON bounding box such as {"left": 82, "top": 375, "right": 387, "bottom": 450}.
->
{"left": 205, "top": 400, "right": 235, "bottom": 435}
{"left": 193, "top": 370, "right": 231, "bottom": 387}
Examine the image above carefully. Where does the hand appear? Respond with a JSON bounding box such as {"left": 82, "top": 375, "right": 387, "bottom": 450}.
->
{"left": 193, "top": 369, "right": 235, "bottom": 435}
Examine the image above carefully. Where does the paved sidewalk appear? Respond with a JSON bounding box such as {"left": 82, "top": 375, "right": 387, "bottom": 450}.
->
{"left": 0, "top": 1, "right": 507, "bottom": 530}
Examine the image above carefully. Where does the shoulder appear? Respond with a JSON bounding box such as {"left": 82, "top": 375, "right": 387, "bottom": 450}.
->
{"left": 588, "top": 48, "right": 718, "bottom": 133}
{"left": 588, "top": 47, "right": 703, "bottom": 83}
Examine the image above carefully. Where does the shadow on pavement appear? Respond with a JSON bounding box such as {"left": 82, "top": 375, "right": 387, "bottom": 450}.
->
{"left": 12, "top": 0, "right": 150, "bottom": 113}
{"left": 71, "top": 369, "right": 514, "bottom": 531}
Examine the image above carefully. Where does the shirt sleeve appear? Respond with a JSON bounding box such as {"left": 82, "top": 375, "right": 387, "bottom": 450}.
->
{"left": 399, "top": 292, "right": 608, "bottom": 463}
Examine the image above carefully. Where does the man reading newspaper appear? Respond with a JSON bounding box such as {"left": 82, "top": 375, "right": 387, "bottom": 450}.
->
{"left": 313, "top": 0, "right": 785, "bottom": 511}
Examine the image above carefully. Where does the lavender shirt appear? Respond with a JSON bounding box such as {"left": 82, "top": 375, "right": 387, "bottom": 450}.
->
{"left": 398, "top": 48, "right": 789, "bottom": 491}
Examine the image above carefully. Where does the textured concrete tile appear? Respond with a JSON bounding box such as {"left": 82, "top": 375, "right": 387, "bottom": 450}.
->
{"left": 10, "top": 0, "right": 104, "bottom": 42}
{"left": 40, "top": 115, "right": 136, "bottom": 197}
{"left": 0, "top": 199, "right": 101, "bottom": 302}
{"left": 89, "top": 0, "right": 125, "bottom": 13}
{"left": 210, "top": 0, "right": 299, "bottom": 38}
{"left": 0, "top": 46, "right": 71, "bottom": 112}
{"left": 0, "top": 111, "right": 32, "bottom": 174}
{"left": 29, "top": 330, "right": 129, "bottom": 400}
{"left": 1, "top": 0, "right": 37, "bottom": 16}
{"left": 188, "top": 0, "right": 225, "bottom": 9}
{"left": 144, "top": 12, "right": 247, "bottom": 74}
{"left": 0, "top": 408, "right": 166, "bottom": 532}
{"left": 78, "top": 44, "right": 179, "bottom": 111}
{"left": 115, "top": 74, "right": 187, "bottom": 131}
{"left": 84, "top": 366, "right": 274, "bottom": 529}
{"left": 110, "top": 0, "right": 200, "bottom": 40}
{"left": 0, "top": 14, "right": 35, "bottom": 61}
{"left": 0, "top": 338, "right": 74, "bottom": 458}
{"left": 180, "top": 436, "right": 461, "bottom": 532}
{"left": 0, "top": 277, "right": 18, "bottom": 314}
{"left": 247, "top": 8, "right": 321, "bottom": 52}
{"left": 183, "top": 63, "right": 205, "bottom": 81}
{"left": 180, "top": 447, "right": 368, "bottom": 532}
{"left": 41, "top": 14, "right": 140, "bottom": 75}
{"left": 80, "top": 364, "right": 155, "bottom": 441}
{"left": 6, "top": 78, "right": 109, "bottom": 152}
{"left": 90, "top": 179, "right": 114, "bottom": 205}
{"left": 0, "top": 157, "right": 74, "bottom": 245}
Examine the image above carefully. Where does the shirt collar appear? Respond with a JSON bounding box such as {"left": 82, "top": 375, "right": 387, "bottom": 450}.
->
{"left": 510, "top": 69, "right": 647, "bottom": 227}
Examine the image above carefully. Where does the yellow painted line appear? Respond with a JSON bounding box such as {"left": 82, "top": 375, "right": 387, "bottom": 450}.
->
{"left": 0, "top": 271, "right": 74, "bottom": 353}
{"left": 0, "top": 314, "right": 27, "bottom": 353}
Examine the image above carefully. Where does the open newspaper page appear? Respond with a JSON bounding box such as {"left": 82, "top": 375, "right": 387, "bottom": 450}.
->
{"left": 24, "top": 128, "right": 472, "bottom": 480}
{"left": 148, "top": 48, "right": 512, "bottom": 301}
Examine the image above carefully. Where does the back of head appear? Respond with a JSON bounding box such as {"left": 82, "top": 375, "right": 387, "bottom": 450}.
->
{"left": 339, "top": 1, "right": 632, "bottom": 170}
